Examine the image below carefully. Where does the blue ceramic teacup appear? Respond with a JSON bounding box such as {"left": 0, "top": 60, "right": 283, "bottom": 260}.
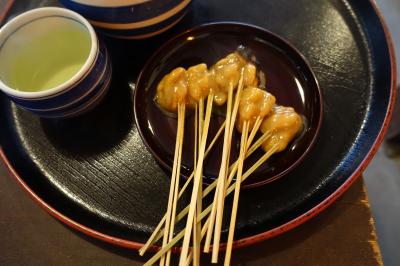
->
{"left": 60, "top": 0, "right": 192, "bottom": 39}
{"left": 0, "top": 7, "right": 112, "bottom": 118}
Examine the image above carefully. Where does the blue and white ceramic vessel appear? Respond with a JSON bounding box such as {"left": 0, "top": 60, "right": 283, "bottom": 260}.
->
{"left": 0, "top": 7, "right": 111, "bottom": 118}
{"left": 59, "top": 0, "right": 192, "bottom": 39}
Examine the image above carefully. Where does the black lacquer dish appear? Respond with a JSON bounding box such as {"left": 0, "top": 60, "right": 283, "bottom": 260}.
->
{"left": 0, "top": 0, "right": 396, "bottom": 251}
{"left": 134, "top": 22, "right": 323, "bottom": 189}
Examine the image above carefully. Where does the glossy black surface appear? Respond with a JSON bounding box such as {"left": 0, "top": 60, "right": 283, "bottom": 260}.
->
{"left": 0, "top": 0, "right": 393, "bottom": 244}
{"left": 134, "top": 23, "right": 322, "bottom": 188}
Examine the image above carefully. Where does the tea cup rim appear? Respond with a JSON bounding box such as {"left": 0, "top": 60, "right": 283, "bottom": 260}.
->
{"left": 0, "top": 7, "right": 98, "bottom": 99}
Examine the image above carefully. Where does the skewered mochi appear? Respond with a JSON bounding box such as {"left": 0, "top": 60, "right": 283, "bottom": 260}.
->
{"left": 142, "top": 49, "right": 306, "bottom": 266}
{"left": 242, "top": 63, "right": 258, "bottom": 87}
{"left": 209, "top": 52, "right": 247, "bottom": 105}
{"left": 261, "top": 106, "right": 303, "bottom": 152}
{"left": 187, "top": 63, "right": 210, "bottom": 103}
{"left": 236, "top": 87, "right": 276, "bottom": 132}
{"left": 156, "top": 67, "right": 188, "bottom": 112}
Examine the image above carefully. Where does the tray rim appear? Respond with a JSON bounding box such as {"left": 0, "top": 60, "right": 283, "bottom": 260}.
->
{"left": 0, "top": 0, "right": 397, "bottom": 252}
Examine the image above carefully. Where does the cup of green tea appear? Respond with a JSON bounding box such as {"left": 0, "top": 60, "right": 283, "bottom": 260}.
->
{"left": 0, "top": 7, "right": 111, "bottom": 118}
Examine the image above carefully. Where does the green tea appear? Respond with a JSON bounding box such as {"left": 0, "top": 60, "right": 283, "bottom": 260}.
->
{"left": 0, "top": 17, "right": 91, "bottom": 92}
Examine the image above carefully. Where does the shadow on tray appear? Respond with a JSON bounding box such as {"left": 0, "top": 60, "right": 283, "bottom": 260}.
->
{"left": 40, "top": 77, "right": 134, "bottom": 157}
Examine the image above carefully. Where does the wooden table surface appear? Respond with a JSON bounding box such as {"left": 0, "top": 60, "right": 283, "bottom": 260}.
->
{"left": 0, "top": 161, "right": 383, "bottom": 266}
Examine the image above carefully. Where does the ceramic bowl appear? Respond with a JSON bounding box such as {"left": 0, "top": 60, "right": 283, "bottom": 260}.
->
{"left": 134, "top": 22, "right": 323, "bottom": 188}
{"left": 60, "top": 0, "right": 192, "bottom": 39}
{"left": 0, "top": 7, "right": 112, "bottom": 118}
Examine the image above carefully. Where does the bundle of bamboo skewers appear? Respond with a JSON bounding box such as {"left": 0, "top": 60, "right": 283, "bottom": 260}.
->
{"left": 140, "top": 49, "right": 303, "bottom": 266}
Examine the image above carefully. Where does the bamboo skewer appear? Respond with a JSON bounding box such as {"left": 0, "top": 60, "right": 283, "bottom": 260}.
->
{"left": 138, "top": 121, "right": 226, "bottom": 256}
{"left": 185, "top": 215, "right": 211, "bottom": 266}
{"left": 194, "top": 104, "right": 198, "bottom": 175}
{"left": 160, "top": 103, "right": 185, "bottom": 266}
{"left": 224, "top": 121, "right": 249, "bottom": 265}
{"left": 204, "top": 82, "right": 233, "bottom": 254}
{"left": 212, "top": 71, "right": 245, "bottom": 262}
{"left": 149, "top": 128, "right": 271, "bottom": 265}
{"left": 143, "top": 144, "right": 279, "bottom": 266}
{"left": 204, "top": 103, "right": 229, "bottom": 251}
{"left": 179, "top": 119, "right": 226, "bottom": 201}
{"left": 149, "top": 129, "right": 271, "bottom": 265}
{"left": 199, "top": 99, "right": 204, "bottom": 143}
{"left": 205, "top": 69, "right": 246, "bottom": 255}
{"left": 191, "top": 104, "right": 199, "bottom": 266}
{"left": 247, "top": 116, "right": 263, "bottom": 147}
{"left": 192, "top": 215, "right": 199, "bottom": 266}
{"left": 143, "top": 55, "right": 298, "bottom": 266}
{"left": 186, "top": 119, "right": 258, "bottom": 265}
{"left": 195, "top": 99, "right": 205, "bottom": 266}
{"left": 167, "top": 103, "right": 186, "bottom": 265}
{"left": 149, "top": 129, "right": 272, "bottom": 248}
{"left": 179, "top": 94, "right": 214, "bottom": 266}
